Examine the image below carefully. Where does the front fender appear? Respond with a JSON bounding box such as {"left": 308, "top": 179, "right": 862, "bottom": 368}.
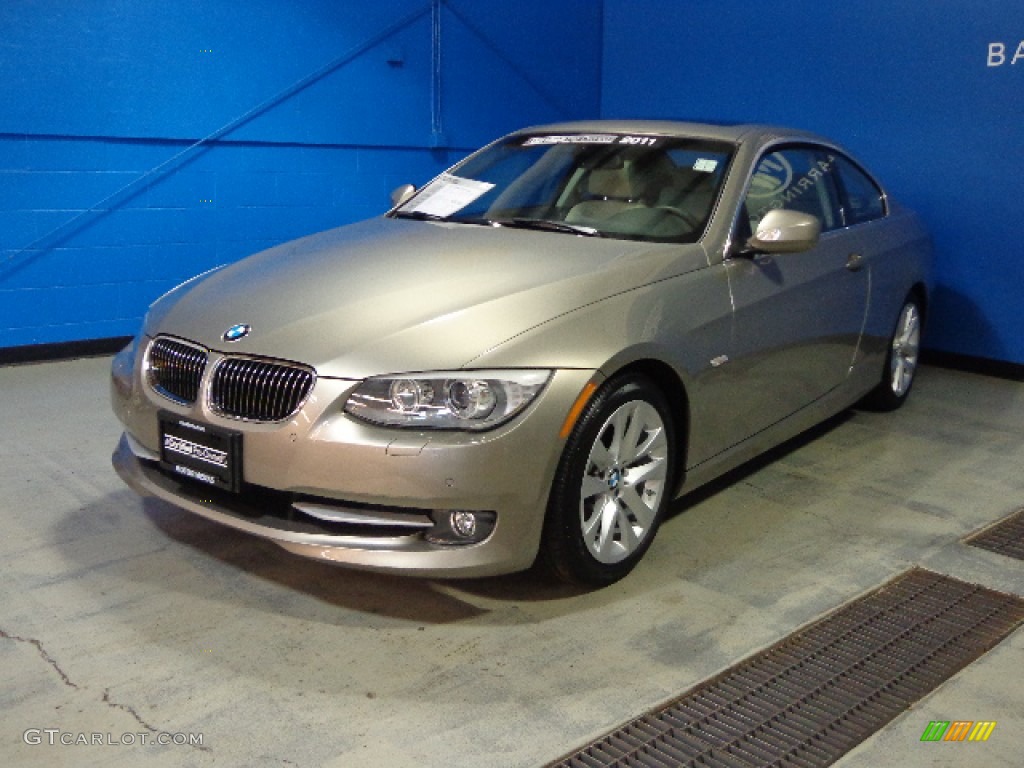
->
{"left": 467, "top": 265, "right": 737, "bottom": 468}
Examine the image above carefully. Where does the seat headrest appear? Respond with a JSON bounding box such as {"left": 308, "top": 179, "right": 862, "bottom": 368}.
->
{"left": 586, "top": 167, "right": 637, "bottom": 200}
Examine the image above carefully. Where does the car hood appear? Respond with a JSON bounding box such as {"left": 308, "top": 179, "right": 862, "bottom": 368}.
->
{"left": 146, "top": 217, "right": 708, "bottom": 378}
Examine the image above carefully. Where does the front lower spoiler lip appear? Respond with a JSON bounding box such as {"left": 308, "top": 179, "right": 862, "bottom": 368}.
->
{"left": 112, "top": 434, "right": 532, "bottom": 577}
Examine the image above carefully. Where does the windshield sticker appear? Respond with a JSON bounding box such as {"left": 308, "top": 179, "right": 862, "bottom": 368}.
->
{"left": 617, "top": 136, "right": 659, "bottom": 146}
{"left": 693, "top": 158, "right": 719, "bottom": 173}
{"left": 401, "top": 174, "right": 495, "bottom": 218}
{"left": 523, "top": 134, "right": 619, "bottom": 146}
{"left": 524, "top": 134, "right": 663, "bottom": 148}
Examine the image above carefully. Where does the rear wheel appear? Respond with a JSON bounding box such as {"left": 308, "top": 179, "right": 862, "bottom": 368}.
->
{"left": 541, "top": 374, "right": 676, "bottom": 587}
{"left": 862, "top": 296, "right": 922, "bottom": 411}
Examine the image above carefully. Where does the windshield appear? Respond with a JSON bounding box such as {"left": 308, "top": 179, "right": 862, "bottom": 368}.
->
{"left": 392, "top": 133, "right": 735, "bottom": 243}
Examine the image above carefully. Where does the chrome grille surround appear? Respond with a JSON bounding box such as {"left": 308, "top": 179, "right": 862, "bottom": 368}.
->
{"left": 145, "top": 336, "right": 208, "bottom": 405}
{"left": 210, "top": 356, "right": 315, "bottom": 422}
{"left": 145, "top": 335, "right": 316, "bottom": 423}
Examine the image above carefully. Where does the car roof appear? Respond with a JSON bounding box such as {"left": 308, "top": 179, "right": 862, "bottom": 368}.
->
{"left": 510, "top": 119, "right": 831, "bottom": 147}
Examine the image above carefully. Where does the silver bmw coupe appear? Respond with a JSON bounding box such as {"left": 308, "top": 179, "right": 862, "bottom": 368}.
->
{"left": 111, "top": 120, "right": 932, "bottom": 586}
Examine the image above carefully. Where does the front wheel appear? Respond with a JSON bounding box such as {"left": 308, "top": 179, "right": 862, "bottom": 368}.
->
{"left": 861, "top": 296, "right": 922, "bottom": 411}
{"left": 541, "top": 374, "right": 676, "bottom": 587}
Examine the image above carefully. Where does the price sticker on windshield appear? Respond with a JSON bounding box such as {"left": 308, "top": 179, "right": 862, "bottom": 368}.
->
{"left": 401, "top": 174, "right": 495, "bottom": 218}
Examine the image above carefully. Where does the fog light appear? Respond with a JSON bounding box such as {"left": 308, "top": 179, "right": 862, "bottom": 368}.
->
{"left": 451, "top": 510, "right": 477, "bottom": 538}
{"left": 425, "top": 510, "right": 496, "bottom": 545}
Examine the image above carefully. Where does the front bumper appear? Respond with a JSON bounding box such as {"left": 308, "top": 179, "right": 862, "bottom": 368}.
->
{"left": 111, "top": 341, "right": 597, "bottom": 577}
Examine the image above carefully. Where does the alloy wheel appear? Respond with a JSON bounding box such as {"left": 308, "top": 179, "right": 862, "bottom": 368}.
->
{"left": 579, "top": 400, "right": 669, "bottom": 564}
{"left": 890, "top": 302, "right": 920, "bottom": 397}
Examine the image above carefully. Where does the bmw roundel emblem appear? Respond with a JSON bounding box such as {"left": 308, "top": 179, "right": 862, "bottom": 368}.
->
{"left": 223, "top": 323, "right": 251, "bottom": 342}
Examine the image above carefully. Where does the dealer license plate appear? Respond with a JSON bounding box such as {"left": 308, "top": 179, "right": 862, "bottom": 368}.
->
{"left": 159, "top": 412, "right": 242, "bottom": 493}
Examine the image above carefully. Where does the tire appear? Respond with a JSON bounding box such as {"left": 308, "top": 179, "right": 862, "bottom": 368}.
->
{"left": 541, "top": 373, "right": 676, "bottom": 587}
{"left": 861, "top": 295, "right": 922, "bottom": 411}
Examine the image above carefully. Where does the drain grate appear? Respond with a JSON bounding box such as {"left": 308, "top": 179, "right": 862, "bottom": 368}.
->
{"left": 547, "top": 569, "right": 1024, "bottom": 768}
{"left": 966, "top": 508, "right": 1024, "bottom": 561}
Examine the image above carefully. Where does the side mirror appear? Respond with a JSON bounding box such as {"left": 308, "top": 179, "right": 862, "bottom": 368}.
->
{"left": 745, "top": 209, "right": 821, "bottom": 254}
{"left": 390, "top": 184, "right": 416, "bottom": 208}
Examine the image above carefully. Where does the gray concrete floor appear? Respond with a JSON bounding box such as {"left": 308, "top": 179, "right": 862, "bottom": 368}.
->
{"left": 1, "top": 357, "right": 1021, "bottom": 768}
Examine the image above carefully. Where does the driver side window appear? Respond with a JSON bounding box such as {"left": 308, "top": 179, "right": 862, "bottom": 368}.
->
{"left": 745, "top": 148, "right": 839, "bottom": 234}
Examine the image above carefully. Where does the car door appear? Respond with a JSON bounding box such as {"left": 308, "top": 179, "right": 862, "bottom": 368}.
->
{"left": 718, "top": 145, "right": 870, "bottom": 446}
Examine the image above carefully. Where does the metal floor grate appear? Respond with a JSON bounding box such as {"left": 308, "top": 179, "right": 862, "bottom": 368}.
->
{"left": 966, "top": 508, "right": 1024, "bottom": 561}
{"left": 547, "top": 569, "right": 1024, "bottom": 768}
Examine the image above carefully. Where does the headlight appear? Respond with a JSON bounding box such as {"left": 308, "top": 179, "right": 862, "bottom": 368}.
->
{"left": 344, "top": 370, "right": 552, "bottom": 431}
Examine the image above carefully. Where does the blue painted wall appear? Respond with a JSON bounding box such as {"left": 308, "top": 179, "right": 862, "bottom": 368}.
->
{"left": 0, "top": 0, "right": 602, "bottom": 348}
{"left": 7, "top": 0, "right": 1024, "bottom": 365}
{"left": 603, "top": 0, "right": 1024, "bottom": 365}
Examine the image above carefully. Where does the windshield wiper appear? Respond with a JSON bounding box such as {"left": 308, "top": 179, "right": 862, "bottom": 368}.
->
{"left": 503, "top": 218, "right": 605, "bottom": 238}
{"left": 392, "top": 210, "right": 444, "bottom": 221}
{"left": 446, "top": 216, "right": 501, "bottom": 227}
{"left": 395, "top": 212, "right": 605, "bottom": 237}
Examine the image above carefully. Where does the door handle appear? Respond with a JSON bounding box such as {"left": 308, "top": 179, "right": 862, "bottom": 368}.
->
{"left": 845, "top": 253, "right": 864, "bottom": 272}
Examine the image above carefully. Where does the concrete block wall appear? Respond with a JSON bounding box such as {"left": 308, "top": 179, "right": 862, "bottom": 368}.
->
{"left": 18, "top": 0, "right": 1022, "bottom": 367}
{"left": 0, "top": 0, "right": 602, "bottom": 349}
{"left": 0, "top": 137, "right": 458, "bottom": 346}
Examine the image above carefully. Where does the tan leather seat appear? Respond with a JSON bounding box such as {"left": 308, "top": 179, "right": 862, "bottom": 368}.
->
{"left": 566, "top": 167, "right": 644, "bottom": 224}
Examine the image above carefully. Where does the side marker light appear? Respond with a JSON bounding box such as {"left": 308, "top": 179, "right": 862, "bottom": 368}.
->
{"left": 559, "top": 382, "right": 598, "bottom": 439}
